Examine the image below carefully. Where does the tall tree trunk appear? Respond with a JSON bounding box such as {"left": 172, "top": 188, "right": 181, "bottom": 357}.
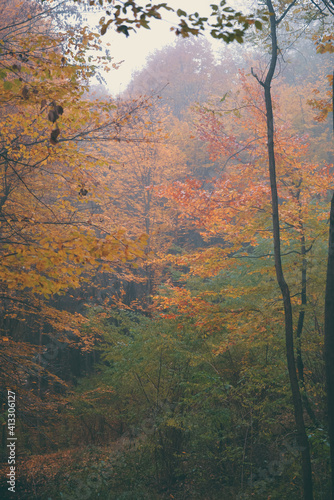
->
{"left": 324, "top": 191, "right": 334, "bottom": 499}
{"left": 296, "top": 215, "right": 318, "bottom": 427}
{"left": 254, "top": 1, "right": 314, "bottom": 497}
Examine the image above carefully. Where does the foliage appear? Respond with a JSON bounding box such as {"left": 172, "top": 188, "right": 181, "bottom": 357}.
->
{"left": 0, "top": 0, "right": 149, "bottom": 452}
{"left": 83, "top": 0, "right": 266, "bottom": 42}
{"left": 1, "top": 1, "right": 334, "bottom": 499}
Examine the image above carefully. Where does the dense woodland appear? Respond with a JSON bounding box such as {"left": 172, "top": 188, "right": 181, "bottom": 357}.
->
{"left": 1, "top": 0, "right": 334, "bottom": 498}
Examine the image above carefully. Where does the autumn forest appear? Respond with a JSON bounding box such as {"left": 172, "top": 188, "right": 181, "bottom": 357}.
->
{"left": 1, "top": 0, "right": 334, "bottom": 499}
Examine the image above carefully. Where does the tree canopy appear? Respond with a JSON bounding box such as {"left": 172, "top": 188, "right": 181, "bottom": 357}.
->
{"left": 1, "top": 0, "right": 334, "bottom": 499}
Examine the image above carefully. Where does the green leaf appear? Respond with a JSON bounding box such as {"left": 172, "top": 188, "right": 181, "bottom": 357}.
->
{"left": 101, "top": 18, "right": 113, "bottom": 35}
{"left": 177, "top": 8, "right": 187, "bottom": 17}
{"left": 4, "top": 80, "right": 13, "bottom": 90}
{"left": 140, "top": 19, "right": 150, "bottom": 29}
{"left": 13, "top": 79, "right": 22, "bottom": 90}
{"left": 116, "top": 25, "right": 130, "bottom": 37}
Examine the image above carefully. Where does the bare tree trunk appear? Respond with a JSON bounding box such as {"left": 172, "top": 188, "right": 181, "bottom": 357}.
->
{"left": 252, "top": 1, "right": 314, "bottom": 497}
{"left": 296, "top": 218, "right": 318, "bottom": 427}
{"left": 324, "top": 191, "right": 334, "bottom": 499}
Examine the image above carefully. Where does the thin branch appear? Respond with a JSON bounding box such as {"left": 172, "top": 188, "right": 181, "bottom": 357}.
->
{"left": 251, "top": 67, "right": 264, "bottom": 87}
{"left": 276, "top": 0, "right": 298, "bottom": 25}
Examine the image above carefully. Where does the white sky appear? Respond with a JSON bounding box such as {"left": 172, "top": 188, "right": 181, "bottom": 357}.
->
{"left": 88, "top": 0, "right": 237, "bottom": 95}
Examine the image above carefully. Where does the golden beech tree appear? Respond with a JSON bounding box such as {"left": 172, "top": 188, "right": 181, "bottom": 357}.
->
{"left": 100, "top": 105, "right": 187, "bottom": 302}
{"left": 0, "top": 0, "right": 151, "bottom": 413}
